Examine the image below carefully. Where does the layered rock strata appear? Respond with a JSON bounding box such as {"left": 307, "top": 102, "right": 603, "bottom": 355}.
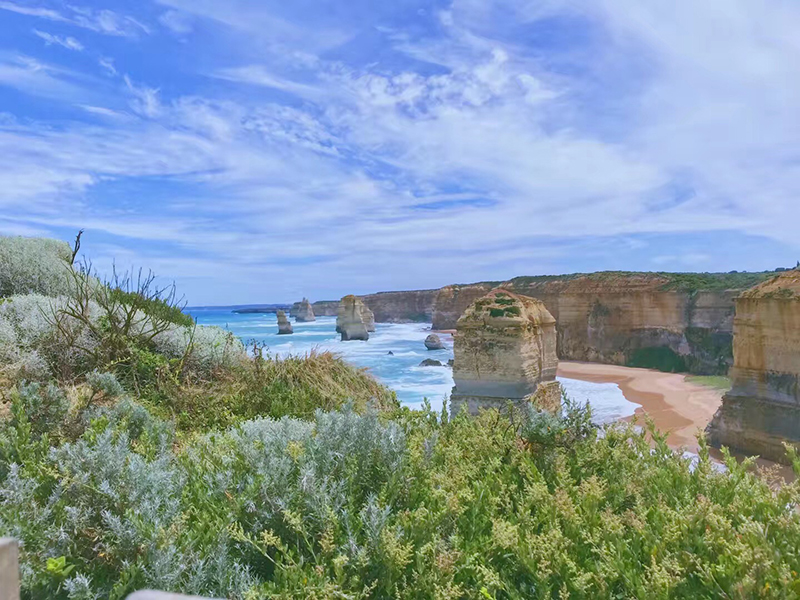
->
{"left": 336, "top": 295, "right": 369, "bottom": 341}
{"left": 707, "top": 271, "right": 800, "bottom": 463}
{"left": 276, "top": 310, "right": 293, "bottom": 335}
{"left": 432, "top": 273, "right": 771, "bottom": 375}
{"left": 311, "top": 290, "right": 438, "bottom": 323}
{"left": 362, "top": 289, "right": 438, "bottom": 323}
{"left": 360, "top": 305, "right": 376, "bottom": 332}
{"left": 450, "top": 290, "right": 561, "bottom": 416}
{"left": 294, "top": 298, "right": 315, "bottom": 322}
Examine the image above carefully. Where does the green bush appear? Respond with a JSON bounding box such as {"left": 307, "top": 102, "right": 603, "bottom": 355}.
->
{"left": 2, "top": 399, "right": 800, "bottom": 599}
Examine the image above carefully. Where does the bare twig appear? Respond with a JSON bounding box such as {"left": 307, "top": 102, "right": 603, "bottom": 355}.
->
{"left": 71, "top": 230, "right": 84, "bottom": 265}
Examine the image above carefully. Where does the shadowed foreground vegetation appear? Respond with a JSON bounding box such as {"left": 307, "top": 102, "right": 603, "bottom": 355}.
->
{"left": 3, "top": 235, "right": 800, "bottom": 599}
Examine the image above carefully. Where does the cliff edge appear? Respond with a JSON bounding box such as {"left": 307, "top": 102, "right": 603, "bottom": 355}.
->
{"left": 706, "top": 270, "right": 800, "bottom": 463}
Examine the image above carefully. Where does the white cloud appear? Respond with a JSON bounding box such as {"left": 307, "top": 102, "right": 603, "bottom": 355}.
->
{"left": 123, "top": 76, "right": 161, "bottom": 118}
{"left": 2, "top": 0, "right": 799, "bottom": 303}
{"left": 0, "top": 1, "right": 148, "bottom": 37}
{"left": 98, "top": 56, "right": 117, "bottom": 76}
{"left": 32, "top": 29, "right": 84, "bottom": 51}
{"left": 159, "top": 9, "right": 193, "bottom": 35}
{"left": 0, "top": 54, "right": 91, "bottom": 101}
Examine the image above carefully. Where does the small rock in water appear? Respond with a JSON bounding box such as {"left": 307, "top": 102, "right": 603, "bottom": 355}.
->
{"left": 419, "top": 358, "right": 444, "bottom": 367}
{"left": 424, "top": 334, "right": 445, "bottom": 350}
{"left": 387, "top": 351, "right": 394, "bottom": 355}
{"left": 447, "top": 359, "right": 454, "bottom": 367}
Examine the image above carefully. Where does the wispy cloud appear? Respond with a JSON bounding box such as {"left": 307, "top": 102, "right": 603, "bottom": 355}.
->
{"left": 0, "top": 54, "right": 91, "bottom": 101}
{"left": 33, "top": 29, "right": 84, "bottom": 51}
{"left": 0, "top": 1, "right": 149, "bottom": 37}
{"left": 158, "top": 9, "right": 193, "bottom": 35}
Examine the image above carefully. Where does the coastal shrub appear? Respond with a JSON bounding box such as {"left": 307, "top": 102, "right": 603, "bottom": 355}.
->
{"left": 152, "top": 324, "right": 245, "bottom": 375}
{"left": 3, "top": 399, "right": 800, "bottom": 599}
{"left": 0, "top": 236, "right": 74, "bottom": 298}
{"left": 0, "top": 294, "right": 100, "bottom": 380}
{"left": 163, "top": 350, "right": 397, "bottom": 431}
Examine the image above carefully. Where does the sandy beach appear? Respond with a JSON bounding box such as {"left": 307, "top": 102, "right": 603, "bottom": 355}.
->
{"left": 557, "top": 361, "right": 722, "bottom": 452}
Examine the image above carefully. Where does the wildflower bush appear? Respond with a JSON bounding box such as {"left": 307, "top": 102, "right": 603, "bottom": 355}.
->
{"left": 2, "top": 395, "right": 800, "bottom": 599}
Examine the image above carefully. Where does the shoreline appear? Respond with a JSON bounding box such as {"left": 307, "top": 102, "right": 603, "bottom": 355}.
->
{"left": 556, "top": 361, "right": 722, "bottom": 452}
{"left": 557, "top": 361, "right": 795, "bottom": 481}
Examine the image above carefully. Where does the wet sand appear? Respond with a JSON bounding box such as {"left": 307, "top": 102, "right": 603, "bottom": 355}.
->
{"left": 557, "top": 361, "right": 722, "bottom": 452}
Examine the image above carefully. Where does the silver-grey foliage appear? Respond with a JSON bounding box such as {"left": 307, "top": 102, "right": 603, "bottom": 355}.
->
{"left": 0, "top": 236, "right": 74, "bottom": 298}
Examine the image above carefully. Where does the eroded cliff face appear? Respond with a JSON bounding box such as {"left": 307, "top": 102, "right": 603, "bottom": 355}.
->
{"left": 432, "top": 283, "right": 498, "bottom": 330}
{"left": 451, "top": 290, "right": 561, "bottom": 415}
{"left": 311, "top": 290, "right": 437, "bottom": 323}
{"left": 311, "top": 300, "right": 340, "bottom": 317}
{"left": 303, "top": 271, "right": 771, "bottom": 375}
{"left": 361, "top": 290, "right": 438, "bottom": 323}
{"left": 707, "top": 271, "right": 800, "bottom": 462}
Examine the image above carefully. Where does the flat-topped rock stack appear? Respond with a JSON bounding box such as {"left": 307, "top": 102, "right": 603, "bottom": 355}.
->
{"left": 707, "top": 270, "right": 800, "bottom": 463}
{"left": 294, "top": 298, "right": 316, "bottom": 322}
{"left": 336, "top": 295, "right": 370, "bottom": 341}
{"left": 360, "top": 305, "right": 376, "bottom": 332}
{"left": 276, "top": 310, "right": 293, "bottom": 335}
{"left": 450, "top": 290, "right": 561, "bottom": 416}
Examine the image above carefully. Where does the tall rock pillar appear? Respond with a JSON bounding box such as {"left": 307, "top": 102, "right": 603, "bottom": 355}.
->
{"left": 450, "top": 290, "right": 561, "bottom": 416}
{"left": 337, "top": 295, "right": 370, "bottom": 341}
{"left": 707, "top": 270, "right": 800, "bottom": 463}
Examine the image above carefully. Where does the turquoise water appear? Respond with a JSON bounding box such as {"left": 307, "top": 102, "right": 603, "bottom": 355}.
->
{"left": 189, "top": 308, "right": 639, "bottom": 424}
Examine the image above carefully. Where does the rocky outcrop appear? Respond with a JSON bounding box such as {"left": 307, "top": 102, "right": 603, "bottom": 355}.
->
{"left": 294, "top": 298, "right": 315, "bottom": 322}
{"left": 336, "top": 295, "right": 369, "bottom": 341}
{"left": 419, "top": 359, "right": 444, "bottom": 367}
{"left": 424, "top": 334, "right": 445, "bottom": 350}
{"left": 450, "top": 290, "right": 561, "bottom": 416}
{"left": 276, "top": 310, "right": 293, "bottom": 335}
{"left": 360, "top": 305, "right": 376, "bottom": 332}
{"left": 707, "top": 271, "right": 800, "bottom": 463}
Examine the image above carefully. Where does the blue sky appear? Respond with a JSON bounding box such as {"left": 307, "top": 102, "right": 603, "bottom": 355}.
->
{"left": 0, "top": 0, "right": 798, "bottom": 305}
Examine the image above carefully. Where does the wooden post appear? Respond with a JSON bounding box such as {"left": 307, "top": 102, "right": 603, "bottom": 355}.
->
{"left": 0, "top": 538, "right": 20, "bottom": 600}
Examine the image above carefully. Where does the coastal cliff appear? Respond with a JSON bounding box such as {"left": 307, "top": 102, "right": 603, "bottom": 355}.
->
{"left": 311, "top": 290, "right": 438, "bottom": 323}
{"left": 433, "top": 272, "right": 771, "bottom": 374}
{"left": 311, "top": 300, "right": 340, "bottom": 316}
{"left": 296, "top": 271, "right": 772, "bottom": 375}
{"left": 707, "top": 271, "right": 800, "bottom": 462}
{"left": 361, "top": 289, "right": 438, "bottom": 323}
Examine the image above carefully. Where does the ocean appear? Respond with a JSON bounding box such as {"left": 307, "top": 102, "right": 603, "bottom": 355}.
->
{"left": 189, "top": 308, "right": 639, "bottom": 424}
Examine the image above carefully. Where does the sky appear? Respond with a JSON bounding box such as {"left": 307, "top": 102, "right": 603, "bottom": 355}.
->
{"left": 0, "top": 0, "right": 798, "bottom": 305}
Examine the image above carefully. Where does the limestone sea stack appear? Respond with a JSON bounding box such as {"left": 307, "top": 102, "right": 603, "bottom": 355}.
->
{"left": 450, "top": 290, "right": 561, "bottom": 416}
{"left": 361, "top": 305, "right": 376, "bottom": 332}
{"left": 707, "top": 270, "right": 800, "bottom": 463}
{"left": 295, "top": 298, "right": 316, "bottom": 322}
{"left": 276, "top": 310, "right": 293, "bottom": 335}
{"left": 424, "top": 334, "right": 445, "bottom": 350}
{"left": 336, "top": 295, "right": 369, "bottom": 341}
